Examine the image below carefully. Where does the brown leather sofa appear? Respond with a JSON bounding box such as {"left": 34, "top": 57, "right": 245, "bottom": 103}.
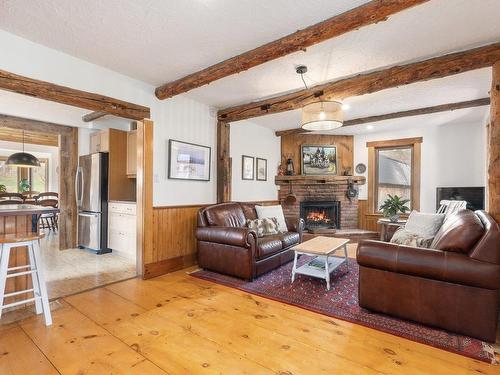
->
{"left": 357, "top": 210, "right": 500, "bottom": 342}
{"left": 196, "top": 202, "right": 304, "bottom": 280}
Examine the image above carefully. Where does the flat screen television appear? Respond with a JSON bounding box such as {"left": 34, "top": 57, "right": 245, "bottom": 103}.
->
{"left": 436, "top": 187, "right": 485, "bottom": 211}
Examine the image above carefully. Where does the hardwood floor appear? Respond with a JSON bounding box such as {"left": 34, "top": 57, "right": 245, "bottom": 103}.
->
{"left": 0, "top": 249, "right": 499, "bottom": 374}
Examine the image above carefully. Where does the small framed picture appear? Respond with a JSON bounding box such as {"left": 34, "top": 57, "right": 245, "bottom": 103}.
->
{"left": 256, "top": 158, "right": 267, "bottom": 181}
{"left": 242, "top": 155, "right": 254, "bottom": 180}
{"left": 168, "top": 139, "right": 211, "bottom": 181}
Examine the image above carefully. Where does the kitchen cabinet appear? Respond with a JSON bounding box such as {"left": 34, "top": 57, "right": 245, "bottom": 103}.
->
{"left": 108, "top": 201, "right": 136, "bottom": 260}
{"left": 126, "top": 130, "right": 137, "bottom": 178}
{"left": 90, "top": 129, "right": 110, "bottom": 153}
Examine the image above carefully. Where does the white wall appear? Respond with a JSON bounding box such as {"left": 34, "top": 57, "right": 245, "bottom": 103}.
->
{"left": 354, "top": 121, "right": 487, "bottom": 213}
{"left": 230, "top": 120, "right": 281, "bottom": 202}
{"left": 0, "top": 140, "right": 59, "bottom": 192}
{"left": 0, "top": 30, "right": 217, "bottom": 206}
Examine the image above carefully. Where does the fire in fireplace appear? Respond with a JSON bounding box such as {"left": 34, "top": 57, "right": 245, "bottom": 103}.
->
{"left": 300, "top": 201, "right": 341, "bottom": 230}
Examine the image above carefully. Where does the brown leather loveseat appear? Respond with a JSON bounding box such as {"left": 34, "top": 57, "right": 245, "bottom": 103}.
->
{"left": 357, "top": 210, "right": 500, "bottom": 342}
{"left": 196, "top": 202, "right": 304, "bottom": 280}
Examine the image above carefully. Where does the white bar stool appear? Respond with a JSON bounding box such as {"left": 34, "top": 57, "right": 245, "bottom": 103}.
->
{"left": 0, "top": 232, "right": 52, "bottom": 325}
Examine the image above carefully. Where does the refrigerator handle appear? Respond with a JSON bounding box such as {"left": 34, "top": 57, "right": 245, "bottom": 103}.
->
{"left": 75, "top": 166, "right": 83, "bottom": 207}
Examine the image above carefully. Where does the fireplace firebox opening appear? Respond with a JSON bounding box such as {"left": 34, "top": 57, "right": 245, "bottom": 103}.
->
{"left": 300, "top": 201, "right": 341, "bottom": 230}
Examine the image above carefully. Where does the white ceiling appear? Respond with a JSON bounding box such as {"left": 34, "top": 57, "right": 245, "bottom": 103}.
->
{"left": 0, "top": 0, "right": 499, "bottom": 134}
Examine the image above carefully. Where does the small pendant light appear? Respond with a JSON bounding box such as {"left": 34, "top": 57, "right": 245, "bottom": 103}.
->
{"left": 6, "top": 131, "right": 41, "bottom": 168}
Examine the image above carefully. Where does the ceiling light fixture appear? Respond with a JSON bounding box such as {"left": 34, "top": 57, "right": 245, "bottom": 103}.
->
{"left": 296, "top": 65, "right": 343, "bottom": 131}
{"left": 6, "top": 131, "right": 41, "bottom": 168}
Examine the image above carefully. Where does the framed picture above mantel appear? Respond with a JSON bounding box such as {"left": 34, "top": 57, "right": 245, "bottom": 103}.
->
{"left": 301, "top": 145, "right": 337, "bottom": 176}
{"left": 168, "top": 139, "right": 211, "bottom": 181}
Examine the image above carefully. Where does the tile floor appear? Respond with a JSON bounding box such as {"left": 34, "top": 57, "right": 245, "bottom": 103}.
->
{"left": 40, "top": 230, "right": 137, "bottom": 299}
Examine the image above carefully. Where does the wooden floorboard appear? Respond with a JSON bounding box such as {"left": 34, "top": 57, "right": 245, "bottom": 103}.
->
{"left": 0, "top": 258, "right": 498, "bottom": 374}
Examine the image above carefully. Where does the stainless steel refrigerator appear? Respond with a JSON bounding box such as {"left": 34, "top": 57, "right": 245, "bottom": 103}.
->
{"left": 75, "top": 153, "right": 110, "bottom": 254}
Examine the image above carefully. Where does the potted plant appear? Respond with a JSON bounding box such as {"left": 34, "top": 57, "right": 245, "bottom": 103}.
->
{"left": 19, "top": 178, "right": 30, "bottom": 192}
{"left": 379, "top": 194, "right": 410, "bottom": 222}
{"left": 0, "top": 184, "right": 6, "bottom": 193}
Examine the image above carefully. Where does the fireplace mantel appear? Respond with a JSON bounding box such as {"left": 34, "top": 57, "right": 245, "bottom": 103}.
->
{"left": 275, "top": 175, "right": 365, "bottom": 186}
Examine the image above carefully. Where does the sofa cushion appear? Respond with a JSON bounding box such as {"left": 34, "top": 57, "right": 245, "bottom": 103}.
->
{"left": 257, "top": 235, "right": 283, "bottom": 259}
{"left": 404, "top": 211, "right": 445, "bottom": 238}
{"left": 255, "top": 205, "right": 288, "bottom": 232}
{"left": 204, "top": 203, "right": 246, "bottom": 227}
{"left": 390, "top": 228, "right": 433, "bottom": 248}
{"left": 246, "top": 218, "right": 280, "bottom": 238}
{"left": 240, "top": 203, "right": 258, "bottom": 220}
{"left": 431, "top": 210, "right": 484, "bottom": 254}
{"left": 281, "top": 232, "right": 300, "bottom": 248}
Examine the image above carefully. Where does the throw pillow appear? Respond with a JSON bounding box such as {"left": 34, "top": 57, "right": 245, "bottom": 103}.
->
{"left": 390, "top": 228, "right": 433, "bottom": 248}
{"left": 404, "top": 211, "right": 445, "bottom": 238}
{"left": 255, "top": 205, "right": 288, "bottom": 232}
{"left": 246, "top": 218, "right": 280, "bottom": 237}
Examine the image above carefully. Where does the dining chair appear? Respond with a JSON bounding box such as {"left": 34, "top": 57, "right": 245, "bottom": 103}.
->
{"left": 37, "top": 193, "right": 59, "bottom": 231}
{"left": 0, "top": 193, "right": 24, "bottom": 202}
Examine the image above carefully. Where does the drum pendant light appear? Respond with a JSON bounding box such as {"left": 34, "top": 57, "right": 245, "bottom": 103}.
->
{"left": 296, "top": 65, "right": 344, "bottom": 131}
{"left": 6, "top": 131, "right": 41, "bottom": 168}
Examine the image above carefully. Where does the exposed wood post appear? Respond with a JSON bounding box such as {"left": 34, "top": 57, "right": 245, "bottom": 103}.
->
{"left": 155, "top": 0, "right": 429, "bottom": 99}
{"left": 217, "top": 121, "right": 231, "bottom": 203}
{"left": 136, "top": 119, "right": 154, "bottom": 278}
{"left": 489, "top": 62, "right": 500, "bottom": 223}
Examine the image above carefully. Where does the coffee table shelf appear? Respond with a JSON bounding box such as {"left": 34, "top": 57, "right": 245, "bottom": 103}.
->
{"left": 291, "top": 236, "right": 349, "bottom": 290}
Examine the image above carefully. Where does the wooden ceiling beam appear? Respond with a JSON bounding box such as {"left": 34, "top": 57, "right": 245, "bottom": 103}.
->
{"left": 155, "top": 0, "right": 429, "bottom": 100}
{"left": 219, "top": 42, "right": 500, "bottom": 123}
{"left": 275, "top": 98, "right": 491, "bottom": 136}
{"left": 0, "top": 69, "right": 150, "bottom": 120}
{"left": 82, "top": 111, "right": 108, "bottom": 122}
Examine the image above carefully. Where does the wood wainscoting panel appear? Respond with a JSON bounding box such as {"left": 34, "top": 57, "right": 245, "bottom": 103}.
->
{"left": 147, "top": 200, "right": 281, "bottom": 278}
{"left": 281, "top": 134, "right": 353, "bottom": 175}
{"left": 146, "top": 205, "right": 205, "bottom": 278}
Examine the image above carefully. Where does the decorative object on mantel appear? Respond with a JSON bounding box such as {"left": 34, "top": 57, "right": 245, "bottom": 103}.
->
{"left": 285, "top": 158, "right": 295, "bottom": 176}
{"left": 380, "top": 194, "right": 410, "bottom": 222}
{"left": 355, "top": 163, "right": 367, "bottom": 174}
{"left": 296, "top": 66, "right": 344, "bottom": 131}
{"left": 256, "top": 158, "right": 267, "bottom": 181}
{"left": 277, "top": 163, "right": 285, "bottom": 176}
{"left": 346, "top": 178, "right": 358, "bottom": 202}
{"left": 6, "top": 130, "right": 41, "bottom": 168}
{"left": 168, "top": 139, "right": 211, "bottom": 181}
{"left": 275, "top": 175, "right": 366, "bottom": 186}
{"left": 301, "top": 145, "right": 337, "bottom": 176}
{"left": 283, "top": 182, "right": 297, "bottom": 205}
{"left": 241, "top": 155, "right": 254, "bottom": 180}
{"left": 342, "top": 167, "right": 352, "bottom": 176}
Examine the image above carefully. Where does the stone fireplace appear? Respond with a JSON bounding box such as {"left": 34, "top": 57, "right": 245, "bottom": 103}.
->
{"left": 276, "top": 176, "right": 364, "bottom": 230}
{"left": 300, "top": 200, "right": 341, "bottom": 230}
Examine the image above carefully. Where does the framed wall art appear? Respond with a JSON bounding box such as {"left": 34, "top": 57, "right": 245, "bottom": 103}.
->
{"left": 168, "top": 139, "right": 211, "bottom": 181}
{"left": 301, "top": 145, "right": 337, "bottom": 176}
{"left": 242, "top": 155, "right": 254, "bottom": 180}
{"left": 256, "top": 158, "right": 267, "bottom": 181}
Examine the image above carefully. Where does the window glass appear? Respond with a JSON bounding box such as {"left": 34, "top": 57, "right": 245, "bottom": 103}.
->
{"left": 30, "top": 160, "right": 48, "bottom": 192}
{"left": 376, "top": 147, "right": 412, "bottom": 211}
{"left": 0, "top": 159, "right": 19, "bottom": 192}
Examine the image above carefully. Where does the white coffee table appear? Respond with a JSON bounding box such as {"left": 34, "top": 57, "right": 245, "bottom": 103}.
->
{"left": 291, "top": 236, "right": 349, "bottom": 290}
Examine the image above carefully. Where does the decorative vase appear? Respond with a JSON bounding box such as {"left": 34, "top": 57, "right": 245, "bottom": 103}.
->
{"left": 389, "top": 214, "right": 400, "bottom": 223}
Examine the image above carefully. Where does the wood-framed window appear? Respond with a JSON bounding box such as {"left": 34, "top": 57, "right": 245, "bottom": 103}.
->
{"left": 367, "top": 137, "right": 422, "bottom": 213}
{"left": 0, "top": 156, "right": 49, "bottom": 192}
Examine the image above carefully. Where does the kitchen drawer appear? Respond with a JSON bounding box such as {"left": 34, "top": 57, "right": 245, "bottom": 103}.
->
{"left": 109, "top": 202, "right": 136, "bottom": 215}
{"left": 108, "top": 212, "right": 136, "bottom": 233}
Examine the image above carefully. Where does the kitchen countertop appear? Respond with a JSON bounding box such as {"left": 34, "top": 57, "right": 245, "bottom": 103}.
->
{"left": 0, "top": 204, "right": 60, "bottom": 216}
{"left": 109, "top": 200, "right": 136, "bottom": 204}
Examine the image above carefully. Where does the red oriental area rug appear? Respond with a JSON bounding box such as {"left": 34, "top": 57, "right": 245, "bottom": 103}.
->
{"left": 190, "top": 257, "right": 497, "bottom": 364}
